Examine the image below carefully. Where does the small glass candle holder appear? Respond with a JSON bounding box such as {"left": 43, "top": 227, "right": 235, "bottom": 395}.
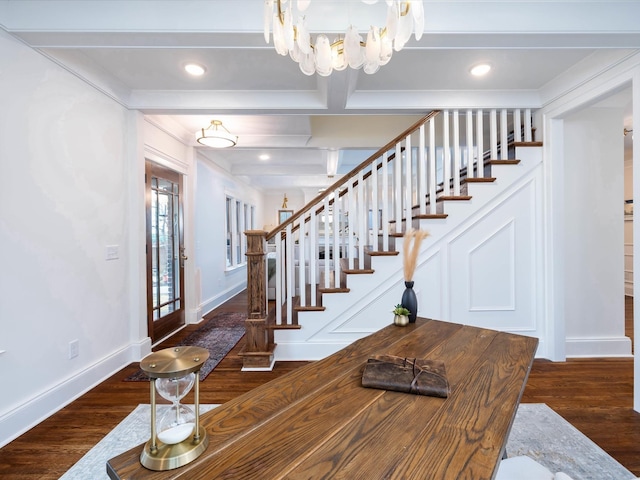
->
{"left": 139, "top": 346, "right": 209, "bottom": 471}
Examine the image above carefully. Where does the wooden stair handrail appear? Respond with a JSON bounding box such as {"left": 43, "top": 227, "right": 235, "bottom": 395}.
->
{"left": 266, "top": 111, "right": 441, "bottom": 241}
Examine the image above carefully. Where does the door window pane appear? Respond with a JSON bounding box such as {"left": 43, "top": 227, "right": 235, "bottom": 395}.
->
{"left": 151, "top": 176, "right": 181, "bottom": 322}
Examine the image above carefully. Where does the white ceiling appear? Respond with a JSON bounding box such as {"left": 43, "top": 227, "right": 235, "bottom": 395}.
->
{"left": 1, "top": 0, "right": 638, "bottom": 193}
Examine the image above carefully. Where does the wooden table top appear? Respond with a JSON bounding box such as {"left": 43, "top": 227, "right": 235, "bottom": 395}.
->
{"left": 107, "top": 318, "right": 538, "bottom": 480}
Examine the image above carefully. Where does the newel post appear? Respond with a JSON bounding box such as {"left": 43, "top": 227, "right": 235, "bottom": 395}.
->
{"left": 240, "top": 230, "right": 275, "bottom": 370}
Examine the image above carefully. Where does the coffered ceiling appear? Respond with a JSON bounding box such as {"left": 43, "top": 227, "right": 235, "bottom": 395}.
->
{"left": 1, "top": 0, "right": 638, "bottom": 192}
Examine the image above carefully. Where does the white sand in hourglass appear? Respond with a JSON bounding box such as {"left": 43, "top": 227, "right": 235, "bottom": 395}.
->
{"left": 157, "top": 422, "right": 196, "bottom": 444}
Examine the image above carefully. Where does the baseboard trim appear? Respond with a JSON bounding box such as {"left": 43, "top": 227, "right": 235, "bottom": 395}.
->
{"left": 0, "top": 342, "right": 143, "bottom": 449}
{"left": 241, "top": 357, "right": 276, "bottom": 372}
{"left": 274, "top": 342, "right": 350, "bottom": 361}
{"left": 199, "top": 284, "right": 246, "bottom": 319}
{"left": 565, "top": 336, "right": 633, "bottom": 358}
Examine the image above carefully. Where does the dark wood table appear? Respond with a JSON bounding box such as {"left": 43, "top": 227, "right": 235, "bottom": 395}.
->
{"left": 107, "top": 318, "right": 538, "bottom": 479}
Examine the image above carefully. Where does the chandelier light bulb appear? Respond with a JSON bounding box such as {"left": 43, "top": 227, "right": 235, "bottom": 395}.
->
{"left": 264, "top": 0, "right": 424, "bottom": 76}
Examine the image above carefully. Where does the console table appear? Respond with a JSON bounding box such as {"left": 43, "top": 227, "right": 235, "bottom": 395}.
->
{"left": 108, "top": 318, "right": 538, "bottom": 479}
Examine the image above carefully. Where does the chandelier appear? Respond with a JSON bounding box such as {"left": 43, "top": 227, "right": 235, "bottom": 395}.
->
{"left": 263, "top": 0, "right": 424, "bottom": 76}
{"left": 195, "top": 120, "right": 238, "bottom": 148}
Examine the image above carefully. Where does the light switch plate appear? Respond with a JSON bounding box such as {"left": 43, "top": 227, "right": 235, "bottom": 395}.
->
{"left": 106, "top": 245, "right": 119, "bottom": 260}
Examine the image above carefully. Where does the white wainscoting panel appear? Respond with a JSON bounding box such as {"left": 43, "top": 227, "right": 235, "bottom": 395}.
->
{"left": 448, "top": 177, "right": 539, "bottom": 334}
{"left": 468, "top": 219, "right": 516, "bottom": 312}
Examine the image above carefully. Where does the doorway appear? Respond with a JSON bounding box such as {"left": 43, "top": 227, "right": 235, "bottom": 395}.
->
{"left": 145, "top": 161, "right": 186, "bottom": 343}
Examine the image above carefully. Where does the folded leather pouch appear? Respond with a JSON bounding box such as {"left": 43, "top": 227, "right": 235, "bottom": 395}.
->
{"left": 361, "top": 354, "right": 450, "bottom": 398}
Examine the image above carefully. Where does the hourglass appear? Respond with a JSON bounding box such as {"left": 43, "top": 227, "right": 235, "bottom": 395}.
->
{"left": 139, "top": 346, "right": 210, "bottom": 471}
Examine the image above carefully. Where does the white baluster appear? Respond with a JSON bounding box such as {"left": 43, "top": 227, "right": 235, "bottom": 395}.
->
{"left": 514, "top": 109, "right": 522, "bottom": 142}
{"left": 419, "top": 124, "right": 427, "bottom": 215}
{"left": 525, "top": 108, "right": 533, "bottom": 142}
{"left": 381, "top": 151, "right": 389, "bottom": 250}
{"left": 443, "top": 110, "right": 451, "bottom": 196}
{"left": 405, "top": 134, "right": 412, "bottom": 229}
{"left": 429, "top": 116, "right": 436, "bottom": 213}
{"left": 466, "top": 110, "right": 474, "bottom": 178}
{"left": 476, "top": 109, "right": 484, "bottom": 177}
{"left": 323, "top": 196, "right": 331, "bottom": 289}
{"left": 333, "top": 187, "right": 341, "bottom": 287}
{"left": 394, "top": 142, "right": 402, "bottom": 234}
{"left": 298, "top": 214, "right": 306, "bottom": 307}
{"left": 309, "top": 208, "right": 317, "bottom": 306}
{"left": 285, "top": 223, "right": 293, "bottom": 324}
{"left": 453, "top": 110, "right": 461, "bottom": 196}
{"left": 358, "top": 170, "right": 366, "bottom": 265}
{"left": 275, "top": 233, "right": 282, "bottom": 325}
{"left": 490, "top": 109, "right": 498, "bottom": 161}
{"left": 371, "top": 157, "right": 380, "bottom": 251}
{"left": 500, "top": 109, "right": 508, "bottom": 160}
{"left": 348, "top": 183, "right": 355, "bottom": 270}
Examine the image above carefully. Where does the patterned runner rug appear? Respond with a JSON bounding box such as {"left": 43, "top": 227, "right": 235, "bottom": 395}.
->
{"left": 124, "top": 311, "right": 245, "bottom": 382}
{"left": 61, "top": 403, "right": 635, "bottom": 480}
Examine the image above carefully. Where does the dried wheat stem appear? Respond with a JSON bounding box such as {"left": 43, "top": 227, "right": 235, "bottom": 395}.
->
{"left": 403, "top": 228, "right": 430, "bottom": 281}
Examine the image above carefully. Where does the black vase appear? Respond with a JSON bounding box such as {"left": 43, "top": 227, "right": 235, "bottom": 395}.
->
{"left": 401, "top": 281, "right": 418, "bottom": 323}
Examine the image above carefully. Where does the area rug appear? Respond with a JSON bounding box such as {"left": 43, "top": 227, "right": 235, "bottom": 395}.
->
{"left": 59, "top": 404, "right": 218, "bottom": 480}
{"left": 124, "top": 312, "right": 245, "bottom": 382}
{"left": 505, "top": 404, "right": 635, "bottom": 480}
{"left": 61, "top": 403, "right": 635, "bottom": 480}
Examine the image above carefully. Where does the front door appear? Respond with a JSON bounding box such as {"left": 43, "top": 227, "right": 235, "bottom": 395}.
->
{"left": 146, "top": 161, "right": 185, "bottom": 343}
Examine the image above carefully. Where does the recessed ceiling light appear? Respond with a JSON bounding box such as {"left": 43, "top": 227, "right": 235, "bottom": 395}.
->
{"left": 470, "top": 64, "right": 491, "bottom": 77}
{"left": 184, "top": 63, "right": 206, "bottom": 76}
{"left": 259, "top": 154, "right": 270, "bottom": 161}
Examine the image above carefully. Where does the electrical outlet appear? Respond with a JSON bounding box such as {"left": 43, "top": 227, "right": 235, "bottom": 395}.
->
{"left": 69, "top": 340, "right": 79, "bottom": 359}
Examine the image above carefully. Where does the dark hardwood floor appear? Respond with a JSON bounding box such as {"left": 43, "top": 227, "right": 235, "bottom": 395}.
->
{"left": 0, "top": 293, "right": 638, "bottom": 478}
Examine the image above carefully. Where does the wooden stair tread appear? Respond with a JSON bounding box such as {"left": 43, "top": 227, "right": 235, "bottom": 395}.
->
{"left": 294, "top": 305, "right": 326, "bottom": 312}
{"left": 414, "top": 213, "right": 448, "bottom": 219}
{"left": 319, "top": 287, "right": 350, "bottom": 294}
{"left": 512, "top": 141, "right": 542, "bottom": 147}
{"left": 365, "top": 249, "right": 399, "bottom": 256}
{"left": 486, "top": 159, "right": 521, "bottom": 165}
{"left": 465, "top": 177, "right": 496, "bottom": 183}
{"left": 269, "top": 324, "right": 302, "bottom": 330}
{"left": 437, "top": 195, "right": 472, "bottom": 202}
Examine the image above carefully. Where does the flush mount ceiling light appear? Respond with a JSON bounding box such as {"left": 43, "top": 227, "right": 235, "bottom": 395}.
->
{"left": 184, "top": 63, "right": 206, "bottom": 76}
{"left": 195, "top": 120, "right": 238, "bottom": 148}
{"left": 470, "top": 63, "right": 491, "bottom": 76}
{"left": 263, "top": 0, "right": 424, "bottom": 76}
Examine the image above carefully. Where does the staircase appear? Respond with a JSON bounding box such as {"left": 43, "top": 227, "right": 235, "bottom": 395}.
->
{"left": 240, "top": 109, "right": 542, "bottom": 370}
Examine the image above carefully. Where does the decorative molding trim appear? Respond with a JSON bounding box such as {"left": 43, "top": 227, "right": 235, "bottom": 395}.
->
{"left": 143, "top": 144, "right": 189, "bottom": 174}
{"left": 467, "top": 218, "right": 517, "bottom": 312}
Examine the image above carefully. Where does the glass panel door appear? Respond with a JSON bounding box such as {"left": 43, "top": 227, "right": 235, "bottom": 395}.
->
{"left": 146, "top": 162, "right": 185, "bottom": 343}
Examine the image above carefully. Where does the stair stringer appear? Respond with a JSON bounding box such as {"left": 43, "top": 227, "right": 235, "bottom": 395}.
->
{"left": 273, "top": 146, "right": 544, "bottom": 361}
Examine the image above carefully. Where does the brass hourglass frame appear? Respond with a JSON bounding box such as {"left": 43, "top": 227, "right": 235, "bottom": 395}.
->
{"left": 139, "top": 346, "right": 210, "bottom": 471}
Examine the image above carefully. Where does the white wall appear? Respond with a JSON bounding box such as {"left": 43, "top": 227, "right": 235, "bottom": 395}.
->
{"left": 195, "top": 156, "right": 265, "bottom": 317}
{"left": 563, "top": 107, "right": 631, "bottom": 356}
{"left": 0, "top": 30, "right": 139, "bottom": 446}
